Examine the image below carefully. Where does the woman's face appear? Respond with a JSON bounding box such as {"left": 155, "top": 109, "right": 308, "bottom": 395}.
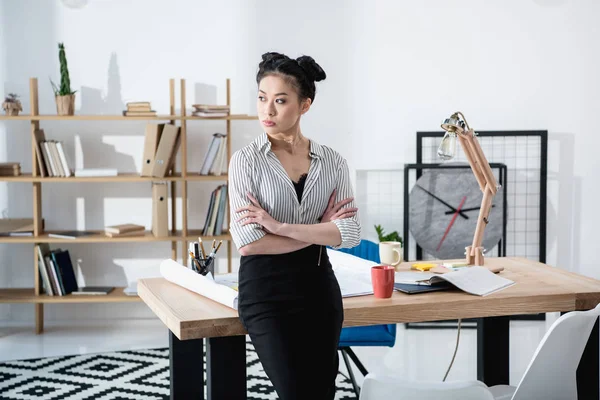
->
{"left": 257, "top": 74, "right": 310, "bottom": 135}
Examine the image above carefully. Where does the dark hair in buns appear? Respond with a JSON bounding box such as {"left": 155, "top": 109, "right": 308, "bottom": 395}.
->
{"left": 256, "top": 52, "right": 326, "bottom": 103}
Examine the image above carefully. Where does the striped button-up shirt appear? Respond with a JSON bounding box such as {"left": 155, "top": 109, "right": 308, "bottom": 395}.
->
{"left": 228, "top": 132, "right": 361, "bottom": 252}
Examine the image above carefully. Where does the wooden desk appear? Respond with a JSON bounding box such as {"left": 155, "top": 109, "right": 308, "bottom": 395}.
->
{"left": 138, "top": 257, "right": 600, "bottom": 399}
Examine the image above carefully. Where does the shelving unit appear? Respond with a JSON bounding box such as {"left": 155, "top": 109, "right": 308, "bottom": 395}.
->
{"left": 0, "top": 77, "right": 257, "bottom": 333}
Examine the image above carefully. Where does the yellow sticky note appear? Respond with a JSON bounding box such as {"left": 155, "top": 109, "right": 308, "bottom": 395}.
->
{"left": 411, "top": 263, "right": 437, "bottom": 272}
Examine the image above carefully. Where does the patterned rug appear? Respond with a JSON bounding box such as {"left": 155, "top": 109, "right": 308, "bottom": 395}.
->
{"left": 0, "top": 339, "right": 357, "bottom": 399}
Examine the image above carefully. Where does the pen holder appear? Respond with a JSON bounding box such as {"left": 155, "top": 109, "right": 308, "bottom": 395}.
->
{"left": 190, "top": 256, "right": 215, "bottom": 277}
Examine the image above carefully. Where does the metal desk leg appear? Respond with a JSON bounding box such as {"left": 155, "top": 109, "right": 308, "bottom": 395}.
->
{"left": 477, "top": 316, "right": 510, "bottom": 385}
{"left": 577, "top": 318, "right": 599, "bottom": 400}
{"left": 206, "top": 335, "right": 247, "bottom": 400}
{"left": 169, "top": 332, "right": 204, "bottom": 400}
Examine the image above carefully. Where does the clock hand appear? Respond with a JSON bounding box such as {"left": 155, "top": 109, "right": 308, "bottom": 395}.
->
{"left": 415, "top": 185, "right": 469, "bottom": 220}
{"left": 436, "top": 196, "right": 467, "bottom": 252}
{"left": 444, "top": 204, "right": 496, "bottom": 215}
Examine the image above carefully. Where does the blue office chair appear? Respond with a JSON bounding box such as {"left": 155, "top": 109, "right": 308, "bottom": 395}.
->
{"left": 332, "top": 239, "right": 397, "bottom": 398}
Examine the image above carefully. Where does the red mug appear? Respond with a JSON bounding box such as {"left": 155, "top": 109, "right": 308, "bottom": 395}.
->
{"left": 371, "top": 265, "right": 395, "bottom": 298}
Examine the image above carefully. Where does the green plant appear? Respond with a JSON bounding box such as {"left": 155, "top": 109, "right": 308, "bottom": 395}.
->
{"left": 50, "top": 43, "right": 76, "bottom": 96}
{"left": 374, "top": 224, "right": 402, "bottom": 246}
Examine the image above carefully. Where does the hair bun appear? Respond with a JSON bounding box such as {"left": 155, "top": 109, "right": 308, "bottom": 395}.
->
{"left": 261, "top": 52, "right": 289, "bottom": 64}
{"left": 296, "top": 55, "right": 326, "bottom": 82}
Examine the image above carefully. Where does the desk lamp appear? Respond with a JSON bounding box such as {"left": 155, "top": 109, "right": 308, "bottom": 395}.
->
{"left": 437, "top": 112, "right": 499, "bottom": 266}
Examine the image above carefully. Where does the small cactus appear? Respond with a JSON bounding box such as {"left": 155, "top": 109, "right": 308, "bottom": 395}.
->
{"left": 51, "top": 43, "right": 76, "bottom": 96}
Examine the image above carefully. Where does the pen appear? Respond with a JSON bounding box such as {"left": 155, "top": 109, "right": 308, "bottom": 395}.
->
{"left": 194, "top": 242, "right": 200, "bottom": 259}
{"left": 214, "top": 240, "right": 223, "bottom": 254}
{"left": 198, "top": 237, "right": 206, "bottom": 259}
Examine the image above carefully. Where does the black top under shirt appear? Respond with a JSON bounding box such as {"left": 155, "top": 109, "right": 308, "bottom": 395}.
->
{"left": 292, "top": 173, "right": 308, "bottom": 204}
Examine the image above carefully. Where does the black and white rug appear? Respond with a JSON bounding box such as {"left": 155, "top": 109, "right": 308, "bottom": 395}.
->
{"left": 0, "top": 339, "right": 357, "bottom": 399}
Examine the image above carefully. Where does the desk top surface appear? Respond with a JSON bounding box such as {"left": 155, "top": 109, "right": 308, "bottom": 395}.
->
{"left": 138, "top": 257, "right": 600, "bottom": 340}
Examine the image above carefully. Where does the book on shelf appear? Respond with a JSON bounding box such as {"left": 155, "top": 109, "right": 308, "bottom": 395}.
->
{"left": 123, "top": 101, "right": 155, "bottom": 116}
{"left": 71, "top": 286, "right": 114, "bottom": 295}
{"left": 33, "top": 129, "right": 73, "bottom": 177}
{"left": 104, "top": 223, "right": 145, "bottom": 238}
{"left": 191, "top": 104, "right": 230, "bottom": 118}
{"left": 199, "top": 133, "right": 227, "bottom": 176}
{"left": 74, "top": 168, "right": 118, "bottom": 177}
{"left": 104, "top": 223, "right": 145, "bottom": 234}
{"left": 47, "top": 230, "right": 96, "bottom": 239}
{"left": 203, "top": 184, "right": 228, "bottom": 236}
{"left": 36, "top": 244, "right": 79, "bottom": 296}
{"left": 0, "top": 162, "right": 21, "bottom": 176}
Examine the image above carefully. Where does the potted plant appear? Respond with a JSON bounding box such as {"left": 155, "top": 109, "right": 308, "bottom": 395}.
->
{"left": 374, "top": 224, "right": 403, "bottom": 246}
{"left": 51, "top": 43, "right": 76, "bottom": 115}
{"left": 2, "top": 93, "right": 22, "bottom": 116}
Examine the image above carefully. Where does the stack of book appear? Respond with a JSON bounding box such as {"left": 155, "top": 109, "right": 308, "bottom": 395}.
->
{"left": 191, "top": 104, "right": 230, "bottom": 118}
{"left": 203, "top": 184, "right": 228, "bottom": 236}
{"left": 0, "top": 162, "right": 21, "bottom": 176}
{"left": 199, "top": 133, "right": 227, "bottom": 176}
{"left": 32, "top": 129, "right": 72, "bottom": 177}
{"left": 123, "top": 102, "right": 156, "bottom": 117}
{"left": 104, "top": 223, "right": 145, "bottom": 238}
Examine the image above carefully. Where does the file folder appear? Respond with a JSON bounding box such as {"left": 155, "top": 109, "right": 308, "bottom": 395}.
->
{"left": 152, "top": 182, "right": 168, "bottom": 237}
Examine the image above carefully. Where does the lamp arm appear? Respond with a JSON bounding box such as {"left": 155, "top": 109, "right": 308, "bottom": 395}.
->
{"left": 456, "top": 124, "right": 499, "bottom": 267}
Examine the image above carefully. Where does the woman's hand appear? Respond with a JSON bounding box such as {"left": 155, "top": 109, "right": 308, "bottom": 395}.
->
{"left": 236, "top": 193, "right": 283, "bottom": 234}
{"left": 320, "top": 189, "right": 358, "bottom": 223}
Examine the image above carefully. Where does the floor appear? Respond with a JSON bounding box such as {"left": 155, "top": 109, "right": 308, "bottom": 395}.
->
{"left": 0, "top": 314, "right": 559, "bottom": 388}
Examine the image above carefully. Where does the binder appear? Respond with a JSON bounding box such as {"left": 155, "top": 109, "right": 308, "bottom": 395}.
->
{"left": 151, "top": 124, "right": 180, "bottom": 178}
{"left": 152, "top": 182, "right": 168, "bottom": 237}
{"left": 141, "top": 123, "right": 164, "bottom": 176}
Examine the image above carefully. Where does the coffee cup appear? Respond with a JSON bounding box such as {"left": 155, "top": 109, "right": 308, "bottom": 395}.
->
{"left": 371, "top": 265, "right": 395, "bottom": 298}
{"left": 379, "top": 241, "right": 403, "bottom": 271}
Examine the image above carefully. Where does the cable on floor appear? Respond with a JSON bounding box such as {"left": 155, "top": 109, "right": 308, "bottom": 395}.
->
{"left": 443, "top": 318, "right": 462, "bottom": 382}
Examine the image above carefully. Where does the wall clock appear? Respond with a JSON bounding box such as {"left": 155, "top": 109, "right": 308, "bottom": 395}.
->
{"left": 408, "top": 163, "right": 506, "bottom": 260}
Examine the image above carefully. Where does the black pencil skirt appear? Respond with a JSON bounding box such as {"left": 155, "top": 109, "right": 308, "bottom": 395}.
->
{"left": 238, "top": 244, "right": 344, "bottom": 400}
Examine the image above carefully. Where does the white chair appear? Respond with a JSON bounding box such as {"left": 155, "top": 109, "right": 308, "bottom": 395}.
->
{"left": 359, "top": 303, "right": 600, "bottom": 400}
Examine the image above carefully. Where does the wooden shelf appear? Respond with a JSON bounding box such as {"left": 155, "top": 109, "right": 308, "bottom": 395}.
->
{"left": 0, "top": 230, "right": 231, "bottom": 243}
{"left": 0, "top": 115, "right": 178, "bottom": 121}
{"left": 184, "top": 230, "right": 232, "bottom": 242}
{"left": 2, "top": 77, "right": 241, "bottom": 333}
{"left": 0, "top": 287, "right": 140, "bottom": 304}
{"left": 184, "top": 114, "right": 258, "bottom": 121}
{"left": 0, "top": 114, "right": 257, "bottom": 121}
{"left": 0, "top": 172, "right": 228, "bottom": 183}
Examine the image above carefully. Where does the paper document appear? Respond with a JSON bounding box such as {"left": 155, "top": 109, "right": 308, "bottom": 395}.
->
{"left": 328, "top": 250, "right": 375, "bottom": 297}
{"left": 160, "top": 259, "right": 239, "bottom": 309}
{"left": 429, "top": 266, "right": 515, "bottom": 296}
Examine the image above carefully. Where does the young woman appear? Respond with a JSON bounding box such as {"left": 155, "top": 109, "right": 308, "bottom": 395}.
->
{"left": 229, "top": 52, "right": 361, "bottom": 399}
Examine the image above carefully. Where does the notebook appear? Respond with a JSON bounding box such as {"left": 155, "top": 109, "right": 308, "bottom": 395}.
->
{"left": 405, "top": 266, "right": 515, "bottom": 296}
{"left": 394, "top": 282, "right": 452, "bottom": 294}
{"left": 71, "top": 286, "right": 114, "bottom": 295}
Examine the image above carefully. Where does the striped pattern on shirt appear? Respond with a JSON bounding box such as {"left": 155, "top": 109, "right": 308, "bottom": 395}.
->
{"left": 228, "top": 132, "right": 361, "bottom": 251}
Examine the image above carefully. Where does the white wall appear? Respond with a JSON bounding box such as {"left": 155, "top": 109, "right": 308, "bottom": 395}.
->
{"left": 354, "top": 0, "right": 600, "bottom": 278}
{"left": 0, "top": 0, "right": 598, "bottom": 323}
{"left": 0, "top": 0, "right": 366, "bottom": 322}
